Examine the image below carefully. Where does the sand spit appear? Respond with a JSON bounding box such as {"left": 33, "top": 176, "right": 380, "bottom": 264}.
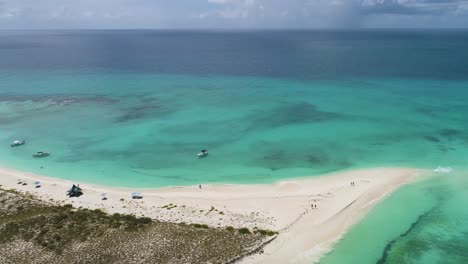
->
{"left": 0, "top": 167, "right": 423, "bottom": 263}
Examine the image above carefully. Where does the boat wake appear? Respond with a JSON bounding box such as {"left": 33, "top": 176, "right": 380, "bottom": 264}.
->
{"left": 433, "top": 166, "right": 453, "bottom": 173}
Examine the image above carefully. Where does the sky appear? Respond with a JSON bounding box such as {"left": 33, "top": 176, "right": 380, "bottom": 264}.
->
{"left": 1, "top": 0, "right": 468, "bottom": 29}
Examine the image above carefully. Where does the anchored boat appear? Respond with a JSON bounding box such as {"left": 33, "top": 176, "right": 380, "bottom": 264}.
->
{"left": 11, "top": 140, "right": 25, "bottom": 147}
{"left": 33, "top": 152, "right": 50, "bottom": 158}
{"left": 197, "top": 149, "right": 208, "bottom": 158}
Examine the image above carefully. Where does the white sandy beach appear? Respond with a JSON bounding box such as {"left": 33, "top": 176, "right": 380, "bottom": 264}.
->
{"left": 0, "top": 167, "right": 423, "bottom": 264}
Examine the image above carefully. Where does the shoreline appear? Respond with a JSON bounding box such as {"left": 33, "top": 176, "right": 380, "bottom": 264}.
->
{"left": 0, "top": 166, "right": 425, "bottom": 264}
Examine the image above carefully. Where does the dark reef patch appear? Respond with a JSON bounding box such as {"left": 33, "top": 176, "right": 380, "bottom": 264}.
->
{"left": 116, "top": 105, "right": 152, "bottom": 123}
{"left": 423, "top": 135, "right": 440, "bottom": 143}
{"left": 250, "top": 142, "right": 351, "bottom": 172}
{"left": 414, "top": 107, "right": 439, "bottom": 118}
{"left": 159, "top": 102, "right": 345, "bottom": 144}
{"left": 256, "top": 150, "right": 292, "bottom": 171}
{"left": 438, "top": 128, "right": 462, "bottom": 139}
{"left": 435, "top": 233, "right": 468, "bottom": 262}
{"left": 437, "top": 145, "right": 456, "bottom": 152}
{"left": 115, "top": 98, "right": 173, "bottom": 123}
{"left": 305, "top": 154, "right": 329, "bottom": 165}
{"left": 0, "top": 94, "right": 119, "bottom": 125}
{"left": 0, "top": 94, "right": 119, "bottom": 105}
{"left": 248, "top": 102, "right": 344, "bottom": 131}
{"left": 262, "top": 150, "right": 287, "bottom": 162}
{"left": 376, "top": 206, "right": 437, "bottom": 264}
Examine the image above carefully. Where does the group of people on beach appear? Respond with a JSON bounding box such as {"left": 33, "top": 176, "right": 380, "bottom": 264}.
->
{"left": 311, "top": 204, "right": 318, "bottom": 209}
{"left": 350, "top": 181, "right": 356, "bottom": 186}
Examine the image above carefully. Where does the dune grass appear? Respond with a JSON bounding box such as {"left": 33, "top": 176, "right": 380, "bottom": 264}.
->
{"left": 0, "top": 188, "right": 273, "bottom": 264}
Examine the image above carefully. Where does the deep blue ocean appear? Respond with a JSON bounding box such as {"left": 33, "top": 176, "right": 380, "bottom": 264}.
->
{"left": 1, "top": 29, "right": 468, "bottom": 79}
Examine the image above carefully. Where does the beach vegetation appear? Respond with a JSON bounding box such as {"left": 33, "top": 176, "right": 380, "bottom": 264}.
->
{"left": 0, "top": 188, "right": 271, "bottom": 264}
{"left": 254, "top": 229, "right": 278, "bottom": 236}
{"left": 238, "top": 228, "right": 251, "bottom": 234}
{"left": 192, "top": 223, "right": 209, "bottom": 229}
{"left": 162, "top": 204, "right": 177, "bottom": 210}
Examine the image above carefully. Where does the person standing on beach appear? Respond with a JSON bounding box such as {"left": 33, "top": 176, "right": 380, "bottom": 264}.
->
{"left": 199, "top": 184, "right": 202, "bottom": 189}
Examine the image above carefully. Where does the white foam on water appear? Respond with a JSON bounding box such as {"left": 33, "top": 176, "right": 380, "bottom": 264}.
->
{"left": 433, "top": 166, "right": 453, "bottom": 173}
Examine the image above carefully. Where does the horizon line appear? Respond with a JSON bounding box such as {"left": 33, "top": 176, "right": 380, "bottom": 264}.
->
{"left": 1, "top": 27, "right": 468, "bottom": 31}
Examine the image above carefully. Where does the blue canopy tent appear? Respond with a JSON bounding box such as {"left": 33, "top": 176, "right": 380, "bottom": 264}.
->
{"left": 66, "top": 184, "right": 83, "bottom": 197}
{"left": 131, "top": 192, "right": 142, "bottom": 199}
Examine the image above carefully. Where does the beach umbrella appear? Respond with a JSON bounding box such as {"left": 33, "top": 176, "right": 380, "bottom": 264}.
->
{"left": 101, "top": 192, "right": 108, "bottom": 200}
{"left": 34, "top": 181, "right": 40, "bottom": 185}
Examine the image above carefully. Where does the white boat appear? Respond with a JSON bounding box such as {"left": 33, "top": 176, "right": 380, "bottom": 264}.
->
{"left": 33, "top": 151, "right": 50, "bottom": 158}
{"left": 11, "top": 140, "right": 25, "bottom": 147}
{"left": 197, "top": 150, "right": 208, "bottom": 158}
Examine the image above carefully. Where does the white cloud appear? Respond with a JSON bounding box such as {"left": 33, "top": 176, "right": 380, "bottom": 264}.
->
{"left": 0, "top": 0, "right": 467, "bottom": 29}
{"left": 207, "top": 0, "right": 233, "bottom": 4}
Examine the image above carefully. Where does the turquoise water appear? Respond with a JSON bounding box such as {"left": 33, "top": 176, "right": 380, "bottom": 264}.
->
{"left": 319, "top": 172, "right": 468, "bottom": 264}
{"left": 1, "top": 72, "right": 468, "bottom": 187}
{"left": 2, "top": 30, "right": 468, "bottom": 263}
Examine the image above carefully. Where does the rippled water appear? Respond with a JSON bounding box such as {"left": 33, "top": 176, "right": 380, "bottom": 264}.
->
{"left": 319, "top": 172, "right": 468, "bottom": 264}
{"left": 1, "top": 30, "right": 468, "bottom": 263}
{"left": 1, "top": 73, "right": 468, "bottom": 187}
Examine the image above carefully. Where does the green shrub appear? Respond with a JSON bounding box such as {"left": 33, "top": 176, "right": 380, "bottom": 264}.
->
{"left": 255, "top": 229, "right": 277, "bottom": 236}
{"left": 137, "top": 217, "right": 152, "bottom": 224}
{"left": 238, "top": 228, "right": 251, "bottom": 235}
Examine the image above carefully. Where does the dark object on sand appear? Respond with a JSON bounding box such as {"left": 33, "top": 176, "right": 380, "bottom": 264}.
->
{"left": 67, "top": 184, "right": 83, "bottom": 197}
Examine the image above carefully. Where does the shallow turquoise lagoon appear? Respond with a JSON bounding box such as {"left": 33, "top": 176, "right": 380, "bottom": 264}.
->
{"left": 1, "top": 73, "right": 467, "bottom": 187}
{"left": 319, "top": 172, "right": 468, "bottom": 264}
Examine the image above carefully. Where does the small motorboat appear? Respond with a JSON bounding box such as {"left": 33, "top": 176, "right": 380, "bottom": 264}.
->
{"left": 197, "top": 149, "right": 208, "bottom": 158}
{"left": 33, "top": 152, "right": 50, "bottom": 158}
{"left": 11, "top": 140, "right": 25, "bottom": 147}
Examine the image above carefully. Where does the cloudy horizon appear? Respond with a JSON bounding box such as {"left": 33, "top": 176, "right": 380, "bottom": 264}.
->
{"left": 1, "top": 0, "right": 468, "bottom": 29}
